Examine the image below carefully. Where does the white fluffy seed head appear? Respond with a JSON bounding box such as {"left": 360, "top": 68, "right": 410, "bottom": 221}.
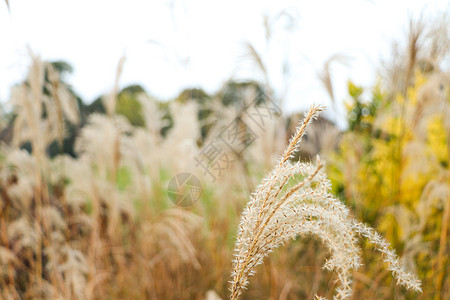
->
{"left": 230, "top": 105, "right": 422, "bottom": 300}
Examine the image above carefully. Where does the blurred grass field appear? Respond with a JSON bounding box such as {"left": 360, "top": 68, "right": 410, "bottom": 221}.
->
{"left": 0, "top": 10, "right": 448, "bottom": 300}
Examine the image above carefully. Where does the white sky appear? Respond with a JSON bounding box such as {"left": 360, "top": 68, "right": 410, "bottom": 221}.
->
{"left": 0, "top": 0, "right": 448, "bottom": 123}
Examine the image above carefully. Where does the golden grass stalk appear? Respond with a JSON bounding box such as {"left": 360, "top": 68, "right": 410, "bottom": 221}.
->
{"left": 103, "top": 55, "right": 126, "bottom": 117}
{"left": 435, "top": 194, "right": 450, "bottom": 300}
{"left": 230, "top": 105, "right": 422, "bottom": 299}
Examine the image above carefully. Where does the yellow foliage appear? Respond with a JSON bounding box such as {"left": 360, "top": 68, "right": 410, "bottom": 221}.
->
{"left": 330, "top": 69, "right": 450, "bottom": 297}
{"left": 426, "top": 116, "right": 448, "bottom": 165}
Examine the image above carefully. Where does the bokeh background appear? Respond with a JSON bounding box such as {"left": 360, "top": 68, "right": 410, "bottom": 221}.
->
{"left": 0, "top": 1, "right": 449, "bottom": 299}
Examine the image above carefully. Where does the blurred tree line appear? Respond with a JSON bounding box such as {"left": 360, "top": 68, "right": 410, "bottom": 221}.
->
{"left": 0, "top": 63, "right": 292, "bottom": 158}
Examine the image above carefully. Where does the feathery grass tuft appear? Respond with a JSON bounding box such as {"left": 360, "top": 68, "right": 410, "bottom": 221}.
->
{"left": 230, "top": 105, "right": 422, "bottom": 300}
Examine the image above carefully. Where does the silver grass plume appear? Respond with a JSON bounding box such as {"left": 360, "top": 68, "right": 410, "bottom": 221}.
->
{"left": 230, "top": 105, "right": 422, "bottom": 300}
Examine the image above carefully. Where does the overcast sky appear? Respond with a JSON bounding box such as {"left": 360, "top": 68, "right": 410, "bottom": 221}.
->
{"left": 0, "top": 0, "right": 448, "bottom": 122}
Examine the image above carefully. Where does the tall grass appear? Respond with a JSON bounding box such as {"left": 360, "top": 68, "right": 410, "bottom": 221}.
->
{"left": 230, "top": 105, "right": 421, "bottom": 299}
{"left": 0, "top": 53, "right": 203, "bottom": 299}
{"left": 0, "top": 13, "right": 447, "bottom": 300}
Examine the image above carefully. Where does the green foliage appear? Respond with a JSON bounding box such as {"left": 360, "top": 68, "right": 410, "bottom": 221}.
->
{"left": 116, "top": 166, "right": 132, "bottom": 191}
{"left": 345, "top": 80, "right": 381, "bottom": 133}
{"left": 158, "top": 100, "right": 173, "bottom": 137}
{"left": 176, "top": 87, "right": 210, "bottom": 104}
{"left": 116, "top": 84, "right": 145, "bottom": 127}
{"left": 219, "top": 81, "right": 266, "bottom": 108}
